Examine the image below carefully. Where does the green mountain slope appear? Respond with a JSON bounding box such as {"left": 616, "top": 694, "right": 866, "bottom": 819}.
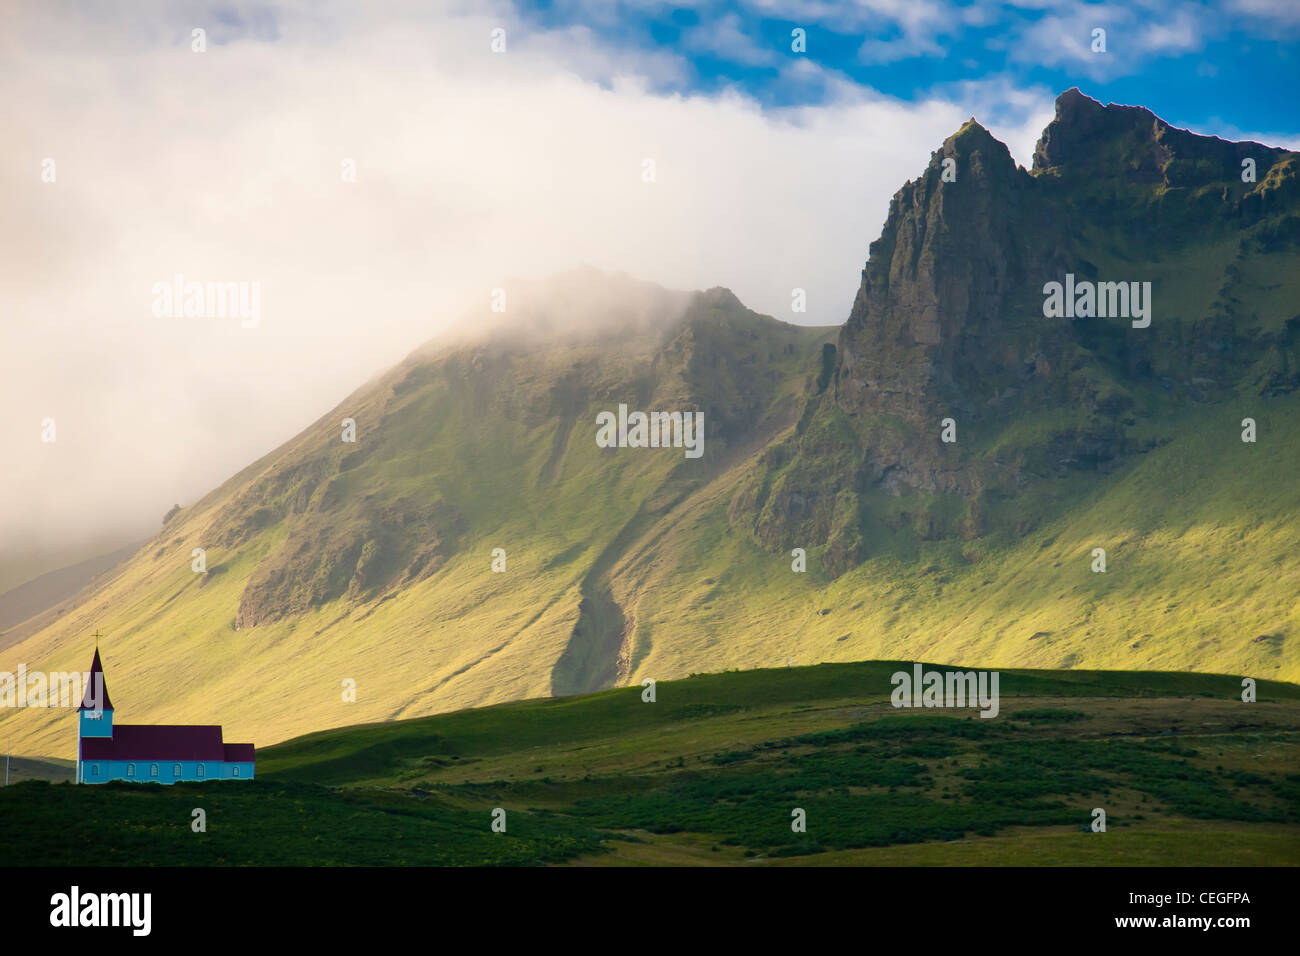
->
{"left": 1, "top": 90, "right": 1296, "bottom": 760}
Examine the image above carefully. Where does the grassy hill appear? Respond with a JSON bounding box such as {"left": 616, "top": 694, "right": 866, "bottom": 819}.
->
{"left": 1, "top": 92, "right": 1297, "bottom": 762}
{"left": 4, "top": 662, "right": 1298, "bottom": 866}
{"left": 5, "top": 295, "right": 1295, "bottom": 762}
{"left": 0, "top": 540, "right": 142, "bottom": 639}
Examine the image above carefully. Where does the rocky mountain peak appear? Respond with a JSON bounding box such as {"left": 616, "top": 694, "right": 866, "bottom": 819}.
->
{"left": 734, "top": 90, "right": 1300, "bottom": 575}
{"left": 1032, "top": 87, "right": 1292, "bottom": 192}
{"left": 1032, "top": 87, "right": 1163, "bottom": 176}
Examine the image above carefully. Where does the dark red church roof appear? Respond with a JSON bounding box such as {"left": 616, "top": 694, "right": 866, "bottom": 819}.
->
{"left": 223, "top": 743, "right": 255, "bottom": 762}
{"left": 81, "top": 724, "right": 225, "bottom": 761}
{"left": 78, "top": 648, "right": 114, "bottom": 712}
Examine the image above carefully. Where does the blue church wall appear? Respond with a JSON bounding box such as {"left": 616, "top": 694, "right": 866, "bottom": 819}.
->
{"left": 80, "top": 759, "right": 256, "bottom": 784}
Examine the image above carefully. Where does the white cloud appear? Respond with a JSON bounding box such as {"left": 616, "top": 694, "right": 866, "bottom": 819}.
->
{"left": 1134, "top": 7, "right": 1204, "bottom": 53}
{"left": 995, "top": 1, "right": 1220, "bottom": 79}
{"left": 682, "top": 12, "right": 778, "bottom": 66}
{"left": 0, "top": 0, "right": 1058, "bottom": 563}
{"left": 1228, "top": 0, "right": 1300, "bottom": 27}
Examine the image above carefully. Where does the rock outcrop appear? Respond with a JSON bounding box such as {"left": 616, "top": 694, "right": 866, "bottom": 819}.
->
{"left": 732, "top": 89, "right": 1300, "bottom": 574}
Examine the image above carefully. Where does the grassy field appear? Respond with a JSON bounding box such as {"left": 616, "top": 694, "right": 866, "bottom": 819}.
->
{"left": 5, "top": 662, "right": 1298, "bottom": 866}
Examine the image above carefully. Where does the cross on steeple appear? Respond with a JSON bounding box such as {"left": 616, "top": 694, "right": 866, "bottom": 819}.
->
{"left": 92, "top": 628, "right": 103, "bottom": 649}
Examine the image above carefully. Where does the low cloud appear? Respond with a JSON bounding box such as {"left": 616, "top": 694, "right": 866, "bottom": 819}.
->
{"left": 0, "top": 0, "right": 1052, "bottom": 568}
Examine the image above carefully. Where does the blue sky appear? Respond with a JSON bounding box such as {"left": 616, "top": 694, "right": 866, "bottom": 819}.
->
{"left": 513, "top": 0, "right": 1300, "bottom": 145}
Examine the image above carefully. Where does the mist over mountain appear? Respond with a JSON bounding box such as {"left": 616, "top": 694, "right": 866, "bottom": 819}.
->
{"left": 3, "top": 90, "right": 1297, "bottom": 758}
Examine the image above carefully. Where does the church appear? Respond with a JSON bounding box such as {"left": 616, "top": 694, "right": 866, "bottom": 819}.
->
{"left": 77, "top": 647, "right": 255, "bottom": 784}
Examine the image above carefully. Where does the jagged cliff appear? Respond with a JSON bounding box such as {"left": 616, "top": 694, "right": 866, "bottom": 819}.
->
{"left": 734, "top": 88, "right": 1300, "bottom": 573}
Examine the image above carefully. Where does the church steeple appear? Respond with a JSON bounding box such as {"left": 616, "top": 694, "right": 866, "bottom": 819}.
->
{"left": 79, "top": 647, "right": 114, "bottom": 713}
